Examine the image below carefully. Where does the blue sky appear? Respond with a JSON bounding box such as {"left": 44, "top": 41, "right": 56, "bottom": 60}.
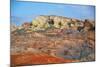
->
{"left": 11, "top": 0, "right": 95, "bottom": 26}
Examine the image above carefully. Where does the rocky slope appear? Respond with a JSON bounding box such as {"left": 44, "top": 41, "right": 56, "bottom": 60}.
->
{"left": 11, "top": 15, "right": 95, "bottom": 66}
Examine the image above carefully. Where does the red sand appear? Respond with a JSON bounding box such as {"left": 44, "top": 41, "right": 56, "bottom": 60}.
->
{"left": 11, "top": 54, "right": 78, "bottom": 66}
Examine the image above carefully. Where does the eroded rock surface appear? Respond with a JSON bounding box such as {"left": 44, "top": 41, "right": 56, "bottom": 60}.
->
{"left": 11, "top": 15, "right": 95, "bottom": 66}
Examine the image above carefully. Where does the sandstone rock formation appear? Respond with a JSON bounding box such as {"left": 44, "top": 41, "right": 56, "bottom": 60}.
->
{"left": 11, "top": 23, "right": 17, "bottom": 32}
{"left": 31, "top": 15, "right": 84, "bottom": 31}
{"left": 11, "top": 15, "right": 95, "bottom": 66}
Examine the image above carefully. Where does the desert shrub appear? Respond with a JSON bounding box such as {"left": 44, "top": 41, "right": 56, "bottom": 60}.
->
{"left": 16, "top": 29, "right": 25, "bottom": 35}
